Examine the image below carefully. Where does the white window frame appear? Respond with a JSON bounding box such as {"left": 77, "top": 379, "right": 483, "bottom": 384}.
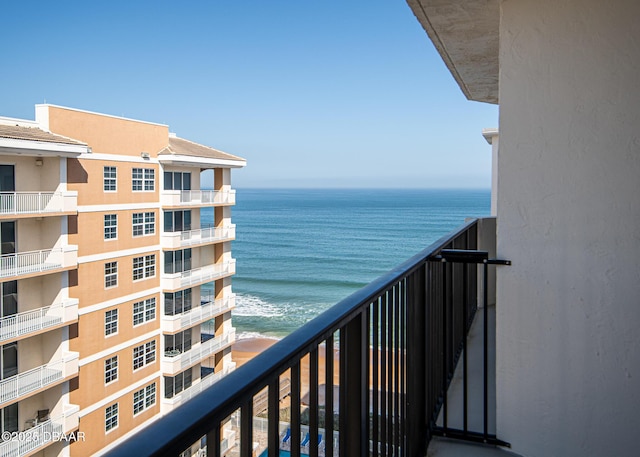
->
{"left": 133, "top": 297, "right": 156, "bottom": 326}
{"left": 105, "top": 309, "right": 118, "bottom": 336}
{"left": 132, "top": 212, "right": 155, "bottom": 237}
{"left": 105, "top": 261, "right": 118, "bottom": 289}
{"left": 105, "top": 403, "right": 118, "bottom": 433}
{"left": 133, "top": 340, "right": 156, "bottom": 370}
{"left": 104, "top": 214, "right": 117, "bottom": 240}
{"left": 133, "top": 255, "right": 155, "bottom": 281}
{"left": 103, "top": 166, "right": 117, "bottom": 192}
{"left": 132, "top": 168, "right": 155, "bottom": 192}
{"left": 133, "top": 382, "right": 156, "bottom": 416}
{"left": 105, "top": 356, "right": 118, "bottom": 384}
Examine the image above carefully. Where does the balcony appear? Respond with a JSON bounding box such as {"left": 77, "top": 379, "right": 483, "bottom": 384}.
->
{"left": 161, "top": 189, "right": 236, "bottom": 208}
{"left": 0, "top": 404, "right": 79, "bottom": 457}
{"left": 162, "top": 260, "right": 236, "bottom": 290}
{"left": 0, "top": 298, "right": 79, "bottom": 344}
{"left": 162, "top": 295, "right": 236, "bottom": 334}
{"left": 0, "top": 246, "right": 78, "bottom": 280}
{"left": 162, "top": 363, "right": 236, "bottom": 412}
{"left": 107, "top": 218, "right": 511, "bottom": 457}
{"left": 162, "top": 329, "right": 236, "bottom": 374}
{"left": 161, "top": 224, "right": 236, "bottom": 249}
{"left": 0, "top": 191, "right": 78, "bottom": 218}
{"left": 0, "top": 352, "right": 79, "bottom": 407}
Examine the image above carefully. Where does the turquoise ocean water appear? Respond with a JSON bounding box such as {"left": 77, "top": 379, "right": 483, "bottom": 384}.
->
{"left": 203, "top": 188, "right": 490, "bottom": 339}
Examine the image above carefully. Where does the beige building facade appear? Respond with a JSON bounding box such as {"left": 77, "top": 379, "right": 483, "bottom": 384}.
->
{"left": 0, "top": 105, "right": 245, "bottom": 456}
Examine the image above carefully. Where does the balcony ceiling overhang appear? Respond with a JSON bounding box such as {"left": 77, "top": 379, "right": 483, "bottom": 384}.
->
{"left": 407, "top": 0, "right": 499, "bottom": 104}
{"left": 0, "top": 138, "right": 87, "bottom": 157}
{"left": 157, "top": 154, "right": 247, "bottom": 169}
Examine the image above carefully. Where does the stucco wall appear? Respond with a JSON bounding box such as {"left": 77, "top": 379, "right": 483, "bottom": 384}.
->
{"left": 496, "top": 1, "right": 640, "bottom": 455}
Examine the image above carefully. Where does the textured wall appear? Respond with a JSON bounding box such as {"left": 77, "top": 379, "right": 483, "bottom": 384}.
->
{"left": 496, "top": 1, "right": 640, "bottom": 455}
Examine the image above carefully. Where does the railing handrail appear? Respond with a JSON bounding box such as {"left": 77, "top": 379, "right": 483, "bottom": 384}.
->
{"left": 107, "top": 218, "right": 483, "bottom": 456}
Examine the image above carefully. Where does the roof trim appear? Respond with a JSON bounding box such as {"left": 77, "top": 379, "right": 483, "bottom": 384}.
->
{"left": 158, "top": 154, "right": 246, "bottom": 169}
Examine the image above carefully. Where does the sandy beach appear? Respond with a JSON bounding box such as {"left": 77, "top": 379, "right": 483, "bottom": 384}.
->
{"left": 231, "top": 337, "right": 341, "bottom": 402}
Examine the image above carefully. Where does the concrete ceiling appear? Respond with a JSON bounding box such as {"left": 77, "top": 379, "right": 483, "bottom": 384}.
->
{"left": 406, "top": 0, "right": 499, "bottom": 104}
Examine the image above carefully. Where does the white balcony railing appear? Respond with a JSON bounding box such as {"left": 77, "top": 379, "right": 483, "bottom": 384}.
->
{"left": 0, "top": 404, "right": 79, "bottom": 457}
{"left": 161, "top": 189, "right": 236, "bottom": 207}
{"left": 0, "top": 352, "right": 79, "bottom": 405}
{"left": 162, "top": 295, "right": 235, "bottom": 333}
{"left": 162, "top": 329, "right": 236, "bottom": 374}
{"left": 162, "top": 260, "right": 236, "bottom": 290}
{"left": 162, "top": 362, "right": 236, "bottom": 410}
{"left": 0, "top": 299, "right": 79, "bottom": 343}
{"left": 0, "top": 191, "right": 78, "bottom": 216}
{"left": 0, "top": 246, "right": 77, "bottom": 279}
{"left": 161, "top": 225, "right": 236, "bottom": 249}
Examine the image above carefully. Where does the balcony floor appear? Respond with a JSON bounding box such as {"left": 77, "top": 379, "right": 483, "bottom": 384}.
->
{"left": 428, "top": 305, "right": 522, "bottom": 457}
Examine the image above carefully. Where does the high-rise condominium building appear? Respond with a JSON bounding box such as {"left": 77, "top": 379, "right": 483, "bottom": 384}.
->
{"left": 0, "top": 105, "right": 246, "bottom": 456}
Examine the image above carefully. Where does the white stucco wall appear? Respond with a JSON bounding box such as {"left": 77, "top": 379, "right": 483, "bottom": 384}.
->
{"left": 496, "top": 1, "right": 640, "bottom": 456}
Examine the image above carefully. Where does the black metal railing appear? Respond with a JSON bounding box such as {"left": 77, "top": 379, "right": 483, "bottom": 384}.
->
{"left": 107, "top": 217, "right": 505, "bottom": 457}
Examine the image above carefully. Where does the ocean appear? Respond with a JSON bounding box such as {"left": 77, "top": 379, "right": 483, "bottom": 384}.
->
{"left": 203, "top": 188, "right": 490, "bottom": 338}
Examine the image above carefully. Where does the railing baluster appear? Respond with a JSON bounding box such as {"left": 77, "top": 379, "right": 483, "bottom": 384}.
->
{"left": 372, "top": 298, "right": 379, "bottom": 457}
{"left": 291, "top": 361, "right": 301, "bottom": 457}
{"left": 324, "top": 336, "right": 334, "bottom": 457}
{"left": 309, "top": 347, "right": 319, "bottom": 457}
{"left": 380, "top": 293, "right": 388, "bottom": 457}
{"left": 206, "top": 423, "right": 220, "bottom": 457}
{"left": 241, "top": 400, "right": 253, "bottom": 457}
{"left": 268, "top": 377, "right": 279, "bottom": 457}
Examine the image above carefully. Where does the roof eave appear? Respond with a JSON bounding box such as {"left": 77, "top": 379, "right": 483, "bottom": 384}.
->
{"left": 158, "top": 154, "right": 246, "bottom": 169}
{"left": 0, "top": 137, "right": 88, "bottom": 157}
{"left": 406, "top": 0, "right": 499, "bottom": 104}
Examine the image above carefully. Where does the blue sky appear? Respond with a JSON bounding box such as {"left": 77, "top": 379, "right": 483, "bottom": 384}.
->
{"left": 0, "top": 1, "right": 497, "bottom": 188}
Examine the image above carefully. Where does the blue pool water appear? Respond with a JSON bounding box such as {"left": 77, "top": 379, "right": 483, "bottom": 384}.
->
{"left": 258, "top": 450, "right": 308, "bottom": 457}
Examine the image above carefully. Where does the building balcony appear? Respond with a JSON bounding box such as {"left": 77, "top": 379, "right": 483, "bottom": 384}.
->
{"left": 107, "top": 218, "right": 512, "bottom": 457}
{"left": 162, "top": 295, "right": 236, "bottom": 334}
{"left": 162, "top": 363, "right": 236, "bottom": 412}
{"left": 162, "top": 260, "right": 236, "bottom": 290}
{"left": 161, "top": 224, "right": 236, "bottom": 249}
{"left": 0, "top": 298, "right": 79, "bottom": 344}
{"left": 0, "top": 245, "right": 78, "bottom": 280}
{"left": 0, "top": 404, "right": 79, "bottom": 457}
{"left": 0, "top": 352, "right": 79, "bottom": 408}
{"left": 0, "top": 191, "right": 78, "bottom": 219}
{"left": 161, "top": 189, "right": 236, "bottom": 208}
{"left": 162, "top": 329, "right": 236, "bottom": 375}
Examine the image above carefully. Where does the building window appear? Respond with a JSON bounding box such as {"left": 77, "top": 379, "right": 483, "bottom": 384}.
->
{"left": 133, "top": 340, "right": 156, "bottom": 370}
{"left": 133, "top": 255, "right": 155, "bottom": 281}
{"left": 164, "top": 210, "right": 192, "bottom": 233}
{"left": 164, "top": 368, "right": 193, "bottom": 399}
{"left": 133, "top": 297, "right": 156, "bottom": 326}
{"left": 105, "top": 262, "right": 118, "bottom": 288}
{"left": 105, "top": 356, "right": 118, "bottom": 384}
{"left": 0, "top": 403, "right": 18, "bottom": 434}
{"left": 105, "top": 403, "right": 118, "bottom": 432}
{"left": 163, "top": 171, "right": 191, "bottom": 191}
{"left": 164, "top": 289, "right": 192, "bottom": 316}
{"left": 164, "top": 249, "right": 192, "bottom": 274}
{"left": 105, "top": 309, "right": 118, "bottom": 336}
{"left": 165, "top": 329, "right": 192, "bottom": 355}
{"left": 132, "top": 212, "right": 155, "bottom": 237}
{"left": 104, "top": 166, "right": 117, "bottom": 192}
{"left": 132, "top": 168, "right": 155, "bottom": 192}
{"left": 133, "top": 382, "right": 157, "bottom": 415}
{"left": 104, "top": 214, "right": 117, "bottom": 240}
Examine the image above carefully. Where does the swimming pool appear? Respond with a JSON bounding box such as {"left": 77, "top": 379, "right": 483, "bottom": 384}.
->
{"left": 258, "top": 450, "right": 309, "bottom": 457}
